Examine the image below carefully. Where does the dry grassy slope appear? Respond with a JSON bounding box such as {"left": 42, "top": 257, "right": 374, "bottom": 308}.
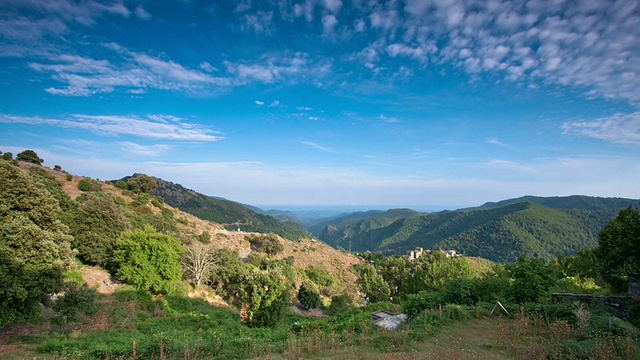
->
{"left": 20, "top": 163, "right": 362, "bottom": 296}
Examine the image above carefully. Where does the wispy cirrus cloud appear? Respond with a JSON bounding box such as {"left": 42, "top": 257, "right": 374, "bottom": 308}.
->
{"left": 0, "top": 113, "right": 223, "bottom": 141}
{"left": 224, "top": 52, "right": 332, "bottom": 85}
{"left": 118, "top": 142, "right": 171, "bottom": 156}
{"left": 563, "top": 112, "right": 640, "bottom": 145}
{"left": 302, "top": 141, "right": 337, "bottom": 153}
{"left": 27, "top": 44, "right": 231, "bottom": 96}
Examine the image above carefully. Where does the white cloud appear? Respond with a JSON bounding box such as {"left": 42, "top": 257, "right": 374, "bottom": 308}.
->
{"left": 0, "top": 113, "right": 224, "bottom": 141}
{"left": 322, "top": 0, "right": 342, "bottom": 13}
{"left": 134, "top": 5, "right": 151, "bottom": 20}
{"left": 302, "top": 141, "right": 335, "bottom": 152}
{"left": 241, "top": 10, "right": 274, "bottom": 34}
{"left": 296, "top": 106, "right": 313, "bottom": 111}
{"left": 199, "top": 62, "right": 217, "bottom": 72}
{"left": 119, "top": 142, "right": 171, "bottom": 156}
{"left": 563, "top": 112, "right": 640, "bottom": 145}
{"left": 225, "top": 52, "right": 332, "bottom": 85}
{"left": 255, "top": 100, "right": 265, "bottom": 105}
{"left": 28, "top": 46, "right": 230, "bottom": 96}
{"left": 322, "top": 14, "right": 338, "bottom": 33}
{"left": 269, "top": 100, "right": 280, "bottom": 107}
{"left": 0, "top": 0, "right": 130, "bottom": 41}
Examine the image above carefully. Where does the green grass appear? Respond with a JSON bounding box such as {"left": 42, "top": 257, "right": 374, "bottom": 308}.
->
{"left": 3, "top": 291, "right": 637, "bottom": 360}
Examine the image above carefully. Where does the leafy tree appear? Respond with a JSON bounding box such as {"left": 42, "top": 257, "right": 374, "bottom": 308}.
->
{"left": 442, "top": 277, "right": 479, "bottom": 306}
{"left": 16, "top": 149, "right": 43, "bottom": 165}
{"left": 114, "top": 226, "right": 183, "bottom": 295}
{"left": 377, "top": 255, "right": 412, "bottom": 299}
{"left": 181, "top": 242, "right": 216, "bottom": 287}
{"left": 128, "top": 174, "right": 157, "bottom": 194}
{"left": 356, "top": 264, "right": 391, "bottom": 303}
{"left": 239, "top": 267, "right": 290, "bottom": 327}
{"left": 209, "top": 248, "right": 248, "bottom": 300}
{"left": 71, "top": 193, "right": 128, "bottom": 270}
{"left": 0, "top": 160, "right": 75, "bottom": 325}
{"left": 404, "top": 251, "right": 471, "bottom": 294}
{"left": 53, "top": 165, "right": 62, "bottom": 171}
{"left": 595, "top": 206, "right": 640, "bottom": 292}
{"left": 297, "top": 280, "right": 321, "bottom": 310}
{"left": 506, "top": 255, "right": 556, "bottom": 303}
{"left": 1, "top": 152, "right": 12, "bottom": 161}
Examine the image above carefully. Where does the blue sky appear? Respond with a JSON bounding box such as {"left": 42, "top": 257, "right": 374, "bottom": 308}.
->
{"left": 1, "top": 0, "right": 639, "bottom": 210}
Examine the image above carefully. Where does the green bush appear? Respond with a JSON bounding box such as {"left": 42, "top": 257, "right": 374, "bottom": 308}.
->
{"left": 305, "top": 266, "right": 335, "bottom": 287}
{"left": 77, "top": 178, "right": 102, "bottom": 192}
{"left": 16, "top": 149, "right": 43, "bottom": 165}
{"left": 52, "top": 281, "right": 99, "bottom": 323}
{"left": 114, "top": 227, "right": 183, "bottom": 295}
{"left": 328, "top": 293, "right": 353, "bottom": 315}
{"left": 297, "top": 280, "right": 321, "bottom": 310}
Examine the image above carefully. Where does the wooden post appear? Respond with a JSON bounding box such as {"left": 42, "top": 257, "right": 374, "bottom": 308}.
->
{"left": 439, "top": 304, "right": 442, "bottom": 317}
{"left": 132, "top": 339, "right": 136, "bottom": 359}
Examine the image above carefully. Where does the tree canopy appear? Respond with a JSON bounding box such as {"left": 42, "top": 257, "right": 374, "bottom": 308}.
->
{"left": 595, "top": 206, "right": 640, "bottom": 292}
{"left": 0, "top": 160, "right": 75, "bottom": 326}
{"left": 114, "top": 226, "right": 183, "bottom": 295}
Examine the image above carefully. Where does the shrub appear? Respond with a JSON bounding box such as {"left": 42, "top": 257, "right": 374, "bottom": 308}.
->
{"left": 114, "top": 179, "right": 128, "bottom": 189}
{"left": 328, "top": 293, "right": 354, "bottom": 315}
{"left": 298, "top": 280, "right": 322, "bottom": 310}
{"left": 77, "top": 178, "right": 102, "bottom": 192}
{"left": 305, "top": 266, "right": 335, "bottom": 287}
{"left": 16, "top": 149, "right": 43, "bottom": 165}
{"left": 114, "top": 227, "right": 183, "bottom": 295}
{"left": 53, "top": 165, "right": 61, "bottom": 171}
{"left": 246, "top": 233, "right": 284, "bottom": 255}
{"left": 52, "top": 281, "right": 99, "bottom": 323}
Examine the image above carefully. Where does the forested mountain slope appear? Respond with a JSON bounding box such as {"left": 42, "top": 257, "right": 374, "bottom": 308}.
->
{"left": 308, "top": 208, "right": 422, "bottom": 248}
{"left": 315, "top": 200, "right": 636, "bottom": 263}
{"left": 143, "top": 176, "right": 311, "bottom": 241}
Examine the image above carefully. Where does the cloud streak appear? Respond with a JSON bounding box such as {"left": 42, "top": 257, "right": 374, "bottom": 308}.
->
{"left": 563, "top": 112, "right": 640, "bottom": 145}
{"left": 0, "top": 113, "right": 223, "bottom": 141}
{"left": 302, "top": 141, "right": 337, "bottom": 153}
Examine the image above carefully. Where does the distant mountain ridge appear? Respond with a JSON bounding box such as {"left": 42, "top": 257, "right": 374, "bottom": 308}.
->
{"left": 311, "top": 196, "right": 640, "bottom": 263}
{"left": 141, "top": 176, "right": 311, "bottom": 241}
{"left": 471, "top": 195, "right": 640, "bottom": 212}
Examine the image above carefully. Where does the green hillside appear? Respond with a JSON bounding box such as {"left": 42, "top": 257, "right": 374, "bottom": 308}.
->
{"left": 315, "top": 201, "right": 631, "bottom": 263}
{"left": 147, "top": 176, "right": 311, "bottom": 241}
{"left": 308, "top": 208, "right": 422, "bottom": 248}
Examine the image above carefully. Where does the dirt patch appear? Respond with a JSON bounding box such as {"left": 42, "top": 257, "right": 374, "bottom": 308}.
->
{"left": 289, "top": 303, "right": 328, "bottom": 318}
{"left": 80, "top": 266, "right": 121, "bottom": 294}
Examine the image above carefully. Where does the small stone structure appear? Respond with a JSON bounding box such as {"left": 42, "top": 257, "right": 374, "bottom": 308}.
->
{"left": 406, "top": 248, "right": 459, "bottom": 261}
{"left": 371, "top": 310, "right": 407, "bottom": 329}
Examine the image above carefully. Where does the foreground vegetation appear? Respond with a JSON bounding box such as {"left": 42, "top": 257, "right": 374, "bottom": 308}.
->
{"left": 1, "top": 151, "right": 639, "bottom": 359}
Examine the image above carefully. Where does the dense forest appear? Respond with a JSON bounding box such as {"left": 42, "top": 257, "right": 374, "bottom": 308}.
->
{"left": 1, "top": 150, "right": 639, "bottom": 359}
{"left": 311, "top": 199, "right": 638, "bottom": 263}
